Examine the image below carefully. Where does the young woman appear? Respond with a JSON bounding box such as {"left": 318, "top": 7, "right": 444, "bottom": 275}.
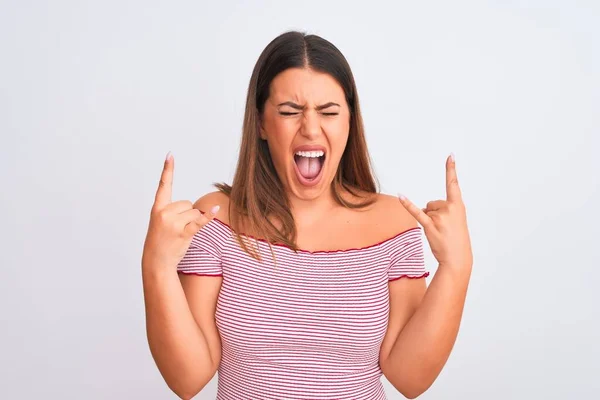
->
{"left": 142, "top": 31, "right": 473, "bottom": 399}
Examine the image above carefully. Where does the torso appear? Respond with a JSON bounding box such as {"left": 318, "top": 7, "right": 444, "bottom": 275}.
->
{"left": 186, "top": 188, "right": 425, "bottom": 399}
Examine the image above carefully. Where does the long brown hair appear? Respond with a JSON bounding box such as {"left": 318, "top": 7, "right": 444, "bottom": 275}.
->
{"left": 215, "top": 30, "right": 379, "bottom": 260}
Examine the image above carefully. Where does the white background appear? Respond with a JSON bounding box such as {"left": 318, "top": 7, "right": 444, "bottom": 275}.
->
{"left": 1, "top": 0, "right": 598, "bottom": 398}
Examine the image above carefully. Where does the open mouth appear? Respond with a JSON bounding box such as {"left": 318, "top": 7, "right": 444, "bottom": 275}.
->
{"left": 293, "top": 150, "right": 326, "bottom": 186}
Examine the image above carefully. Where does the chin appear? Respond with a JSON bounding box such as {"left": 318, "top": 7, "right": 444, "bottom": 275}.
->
{"left": 289, "top": 183, "right": 329, "bottom": 201}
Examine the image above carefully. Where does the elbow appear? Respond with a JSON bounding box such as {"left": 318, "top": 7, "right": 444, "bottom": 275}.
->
{"left": 397, "top": 382, "right": 428, "bottom": 399}
{"left": 169, "top": 386, "right": 192, "bottom": 400}
{"left": 179, "top": 392, "right": 201, "bottom": 400}
{"left": 398, "top": 375, "right": 436, "bottom": 399}
{"left": 176, "top": 393, "right": 197, "bottom": 400}
{"left": 174, "top": 392, "right": 194, "bottom": 400}
{"left": 383, "top": 365, "right": 432, "bottom": 399}
{"left": 170, "top": 380, "right": 203, "bottom": 400}
{"left": 400, "top": 388, "right": 425, "bottom": 399}
{"left": 169, "top": 381, "right": 200, "bottom": 400}
{"left": 169, "top": 364, "right": 218, "bottom": 400}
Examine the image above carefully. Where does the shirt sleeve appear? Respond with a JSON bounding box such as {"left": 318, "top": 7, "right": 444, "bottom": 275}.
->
{"left": 387, "top": 227, "right": 430, "bottom": 281}
{"left": 176, "top": 219, "right": 228, "bottom": 277}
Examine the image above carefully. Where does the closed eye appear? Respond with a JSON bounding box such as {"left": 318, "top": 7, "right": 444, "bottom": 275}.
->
{"left": 279, "top": 112, "right": 339, "bottom": 116}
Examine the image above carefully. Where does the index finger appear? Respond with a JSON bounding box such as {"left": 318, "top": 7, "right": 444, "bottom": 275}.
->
{"left": 154, "top": 151, "right": 174, "bottom": 209}
{"left": 398, "top": 194, "right": 435, "bottom": 232}
{"left": 446, "top": 153, "right": 462, "bottom": 203}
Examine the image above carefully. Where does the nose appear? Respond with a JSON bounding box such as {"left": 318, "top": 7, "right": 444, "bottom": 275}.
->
{"left": 300, "top": 110, "right": 322, "bottom": 140}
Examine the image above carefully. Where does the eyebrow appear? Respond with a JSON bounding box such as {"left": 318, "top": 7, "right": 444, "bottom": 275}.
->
{"left": 277, "top": 101, "right": 340, "bottom": 111}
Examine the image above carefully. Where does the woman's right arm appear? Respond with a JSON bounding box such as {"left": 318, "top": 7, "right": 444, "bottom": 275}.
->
{"left": 142, "top": 266, "right": 219, "bottom": 399}
{"left": 141, "top": 152, "right": 222, "bottom": 399}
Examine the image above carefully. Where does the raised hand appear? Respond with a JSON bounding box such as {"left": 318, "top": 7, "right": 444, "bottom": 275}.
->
{"left": 398, "top": 153, "right": 472, "bottom": 271}
{"left": 141, "top": 152, "right": 219, "bottom": 271}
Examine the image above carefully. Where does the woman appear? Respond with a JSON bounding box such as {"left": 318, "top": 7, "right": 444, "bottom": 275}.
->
{"left": 142, "top": 31, "right": 472, "bottom": 399}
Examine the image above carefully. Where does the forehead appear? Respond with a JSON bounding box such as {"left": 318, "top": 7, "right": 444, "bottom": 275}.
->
{"left": 269, "top": 68, "right": 345, "bottom": 103}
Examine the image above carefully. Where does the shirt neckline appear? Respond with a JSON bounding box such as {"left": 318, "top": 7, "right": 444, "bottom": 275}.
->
{"left": 210, "top": 217, "right": 421, "bottom": 255}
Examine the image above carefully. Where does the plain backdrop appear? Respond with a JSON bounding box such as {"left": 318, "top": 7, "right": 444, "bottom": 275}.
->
{"left": 1, "top": 1, "right": 598, "bottom": 399}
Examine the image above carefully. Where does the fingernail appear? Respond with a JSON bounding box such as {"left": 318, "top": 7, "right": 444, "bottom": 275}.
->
{"left": 210, "top": 205, "right": 220, "bottom": 215}
{"left": 398, "top": 193, "right": 406, "bottom": 201}
{"left": 450, "top": 152, "right": 455, "bottom": 162}
{"left": 165, "top": 151, "right": 173, "bottom": 162}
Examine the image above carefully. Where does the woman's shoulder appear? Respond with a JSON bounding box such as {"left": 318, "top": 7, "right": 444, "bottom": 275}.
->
{"left": 333, "top": 188, "right": 419, "bottom": 247}
{"left": 191, "top": 189, "right": 419, "bottom": 249}
{"left": 361, "top": 192, "right": 420, "bottom": 243}
{"left": 192, "top": 190, "right": 231, "bottom": 224}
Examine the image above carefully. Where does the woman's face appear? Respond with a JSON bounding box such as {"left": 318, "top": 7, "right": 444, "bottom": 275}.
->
{"left": 260, "top": 67, "right": 350, "bottom": 202}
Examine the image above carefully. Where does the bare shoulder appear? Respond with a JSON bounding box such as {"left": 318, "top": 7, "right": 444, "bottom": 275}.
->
{"left": 192, "top": 190, "right": 231, "bottom": 224}
{"left": 338, "top": 188, "right": 419, "bottom": 242}
{"left": 369, "top": 193, "right": 419, "bottom": 238}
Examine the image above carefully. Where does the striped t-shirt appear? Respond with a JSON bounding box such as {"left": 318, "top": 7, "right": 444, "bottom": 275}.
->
{"left": 177, "top": 218, "right": 429, "bottom": 399}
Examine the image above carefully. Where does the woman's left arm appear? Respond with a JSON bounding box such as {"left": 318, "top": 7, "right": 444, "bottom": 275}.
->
{"left": 382, "top": 153, "right": 473, "bottom": 399}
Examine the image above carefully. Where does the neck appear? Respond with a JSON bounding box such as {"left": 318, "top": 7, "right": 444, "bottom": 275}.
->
{"left": 288, "top": 187, "right": 339, "bottom": 227}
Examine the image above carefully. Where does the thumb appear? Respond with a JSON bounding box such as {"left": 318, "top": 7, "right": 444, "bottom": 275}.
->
{"left": 202, "top": 205, "right": 220, "bottom": 223}
{"left": 184, "top": 205, "right": 220, "bottom": 237}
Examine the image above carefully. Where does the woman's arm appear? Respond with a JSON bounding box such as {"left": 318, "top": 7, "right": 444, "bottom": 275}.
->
{"left": 381, "top": 264, "right": 471, "bottom": 398}
{"left": 383, "top": 154, "right": 473, "bottom": 398}
{"left": 143, "top": 265, "right": 218, "bottom": 399}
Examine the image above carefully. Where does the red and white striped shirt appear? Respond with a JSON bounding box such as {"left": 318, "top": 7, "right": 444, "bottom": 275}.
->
{"left": 177, "top": 218, "right": 429, "bottom": 399}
